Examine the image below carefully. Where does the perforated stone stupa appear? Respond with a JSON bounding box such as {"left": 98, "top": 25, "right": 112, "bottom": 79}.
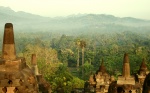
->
{"left": 31, "top": 54, "right": 51, "bottom": 93}
{"left": 0, "top": 23, "right": 39, "bottom": 93}
{"left": 139, "top": 59, "right": 150, "bottom": 93}
{"left": 88, "top": 59, "right": 114, "bottom": 93}
{"left": 143, "top": 73, "right": 150, "bottom": 93}
{"left": 137, "top": 58, "right": 149, "bottom": 86}
{"left": 108, "top": 53, "right": 142, "bottom": 93}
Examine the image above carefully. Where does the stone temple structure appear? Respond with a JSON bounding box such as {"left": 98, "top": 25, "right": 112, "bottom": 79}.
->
{"left": 88, "top": 59, "right": 115, "bottom": 93}
{"left": 142, "top": 73, "right": 150, "bottom": 93}
{"left": 0, "top": 23, "right": 39, "bottom": 93}
{"left": 138, "top": 59, "right": 150, "bottom": 93}
{"left": 86, "top": 53, "right": 150, "bottom": 93}
{"left": 0, "top": 23, "right": 50, "bottom": 93}
{"left": 136, "top": 58, "right": 149, "bottom": 86}
{"left": 108, "top": 53, "right": 142, "bottom": 93}
{"left": 31, "top": 54, "right": 51, "bottom": 93}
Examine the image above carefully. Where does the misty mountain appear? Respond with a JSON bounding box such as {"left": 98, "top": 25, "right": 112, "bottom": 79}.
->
{"left": 0, "top": 6, "right": 150, "bottom": 34}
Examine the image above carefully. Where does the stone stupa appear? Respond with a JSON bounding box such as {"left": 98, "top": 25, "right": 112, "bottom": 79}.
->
{"left": 0, "top": 23, "right": 39, "bottom": 93}
{"left": 108, "top": 53, "right": 141, "bottom": 93}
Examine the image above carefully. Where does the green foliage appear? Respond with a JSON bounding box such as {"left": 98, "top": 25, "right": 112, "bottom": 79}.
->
{"left": 14, "top": 31, "right": 150, "bottom": 78}
{"left": 4, "top": 29, "right": 150, "bottom": 92}
{"left": 46, "top": 64, "right": 84, "bottom": 93}
{"left": 80, "top": 61, "right": 94, "bottom": 80}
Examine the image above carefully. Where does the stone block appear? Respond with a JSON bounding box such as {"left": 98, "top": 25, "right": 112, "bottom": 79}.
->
{"left": 117, "top": 76, "right": 135, "bottom": 85}
{"left": 0, "top": 74, "right": 5, "bottom": 79}
{"left": 0, "top": 87, "right": 4, "bottom": 93}
{"left": 7, "top": 74, "right": 16, "bottom": 80}
{"left": 0, "top": 65, "right": 6, "bottom": 72}
{"left": 2, "top": 44, "right": 16, "bottom": 60}
{"left": 0, "top": 79, "right": 9, "bottom": 87}
{"left": 0, "top": 79, "right": 21, "bottom": 87}
{"left": 131, "top": 90, "right": 136, "bottom": 93}
{"left": 36, "top": 74, "right": 42, "bottom": 83}
{"left": 11, "top": 79, "right": 20, "bottom": 86}
{"left": 5, "top": 58, "right": 26, "bottom": 72}
{"left": 14, "top": 72, "right": 23, "bottom": 79}
{"left": 0, "top": 59, "right": 5, "bottom": 65}
{"left": 17, "top": 86, "right": 26, "bottom": 92}
{"left": 32, "top": 65, "right": 39, "bottom": 75}
{"left": 27, "top": 84, "right": 35, "bottom": 90}
{"left": 138, "top": 75, "right": 145, "bottom": 79}
{"left": 6, "top": 87, "right": 15, "bottom": 93}
{"left": 28, "top": 76, "right": 36, "bottom": 84}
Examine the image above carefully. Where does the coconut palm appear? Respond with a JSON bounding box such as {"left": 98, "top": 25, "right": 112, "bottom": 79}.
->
{"left": 80, "top": 40, "right": 86, "bottom": 77}
{"left": 80, "top": 40, "right": 86, "bottom": 66}
{"left": 75, "top": 39, "right": 81, "bottom": 69}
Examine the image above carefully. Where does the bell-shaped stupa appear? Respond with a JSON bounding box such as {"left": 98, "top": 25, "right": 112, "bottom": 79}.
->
{"left": 0, "top": 23, "right": 39, "bottom": 93}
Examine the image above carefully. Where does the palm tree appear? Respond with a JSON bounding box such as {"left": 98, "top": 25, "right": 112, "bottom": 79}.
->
{"left": 80, "top": 40, "right": 86, "bottom": 66}
{"left": 80, "top": 40, "right": 86, "bottom": 77}
{"left": 75, "top": 39, "right": 81, "bottom": 69}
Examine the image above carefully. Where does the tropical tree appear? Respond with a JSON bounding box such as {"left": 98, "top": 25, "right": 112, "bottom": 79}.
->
{"left": 75, "top": 39, "right": 81, "bottom": 69}
{"left": 80, "top": 40, "right": 86, "bottom": 66}
{"left": 47, "top": 64, "right": 84, "bottom": 92}
{"left": 80, "top": 40, "right": 86, "bottom": 76}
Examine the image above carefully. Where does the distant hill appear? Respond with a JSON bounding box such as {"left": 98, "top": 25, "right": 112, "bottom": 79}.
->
{"left": 0, "top": 6, "right": 150, "bottom": 34}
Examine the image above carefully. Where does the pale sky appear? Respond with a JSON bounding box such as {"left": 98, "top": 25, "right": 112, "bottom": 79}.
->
{"left": 0, "top": 0, "right": 150, "bottom": 19}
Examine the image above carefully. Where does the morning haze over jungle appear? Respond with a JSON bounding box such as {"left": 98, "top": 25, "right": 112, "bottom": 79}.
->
{"left": 0, "top": 1, "right": 150, "bottom": 92}
{"left": 0, "top": 6, "right": 150, "bottom": 34}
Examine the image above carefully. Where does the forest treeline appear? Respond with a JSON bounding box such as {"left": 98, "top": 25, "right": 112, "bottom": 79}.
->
{"left": 0, "top": 31, "right": 150, "bottom": 92}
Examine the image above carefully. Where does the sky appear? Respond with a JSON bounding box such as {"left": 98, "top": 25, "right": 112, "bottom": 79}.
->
{"left": 0, "top": 0, "right": 150, "bottom": 19}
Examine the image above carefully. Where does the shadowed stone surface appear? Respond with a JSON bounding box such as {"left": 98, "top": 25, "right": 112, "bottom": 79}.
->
{"left": 3, "top": 23, "right": 14, "bottom": 44}
{"left": 136, "top": 58, "right": 149, "bottom": 93}
{"left": 143, "top": 73, "right": 150, "bottom": 93}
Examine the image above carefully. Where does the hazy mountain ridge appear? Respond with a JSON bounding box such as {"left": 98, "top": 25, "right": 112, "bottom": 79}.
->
{"left": 0, "top": 6, "right": 49, "bottom": 20}
{"left": 0, "top": 6, "right": 150, "bottom": 34}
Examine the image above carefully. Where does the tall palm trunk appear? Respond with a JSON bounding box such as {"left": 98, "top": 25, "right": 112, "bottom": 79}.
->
{"left": 77, "top": 47, "right": 80, "bottom": 70}
{"left": 82, "top": 47, "right": 85, "bottom": 78}
{"left": 82, "top": 47, "right": 84, "bottom": 66}
{"left": 80, "top": 40, "right": 86, "bottom": 78}
{"left": 76, "top": 39, "right": 80, "bottom": 70}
